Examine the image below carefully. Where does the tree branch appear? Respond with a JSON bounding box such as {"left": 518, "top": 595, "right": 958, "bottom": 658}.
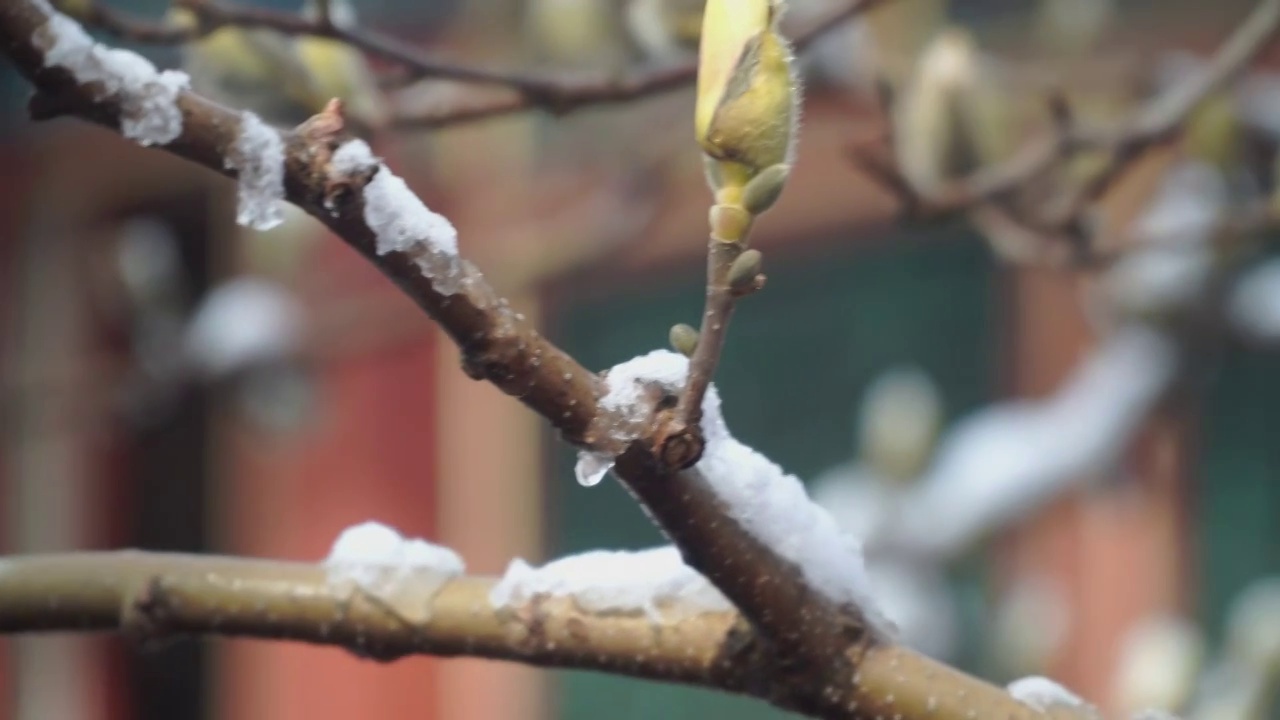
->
{"left": 0, "top": 4, "right": 1091, "bottom": 719}
{"left": 0, "top": 551, "right": 757, "bottom": 687}
{"left": 79, "top": 0, "right": 894, "bottom": 130}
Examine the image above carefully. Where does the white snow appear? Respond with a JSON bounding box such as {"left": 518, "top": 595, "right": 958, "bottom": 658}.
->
{"left": 577, "top": 350, "right": 888, "bottom": 628}
{"left": 324, "top": 521, "right": 464, "bottom": 611}
{"left": 893, "top": 326, "right": 1177, "bottom": 559}
{"left": 489, "top": 546, "right": 731, "bottom": 621}
{"left": 1229, "top": 258, "right": 1280, "bottom": 342}
{"left": 226, "top": 112, "right": 286, "bottom": 231}
{"left": 329, "top": 141, "right": 461, "bottom": 293}
{"left": 36, "top": 12, "right": 188, "bottom": 146}
{"left": 575, "top": 349, "right": 690, "bottom": 487}
{"left": 1008, "top": 676, "right": 1092, "bottom": 713}
{"left": 182, "top": 276, "right": 304, "bottom": 378}
{"left": 1109, "top": 162, "right": 1224, "bottom": 318}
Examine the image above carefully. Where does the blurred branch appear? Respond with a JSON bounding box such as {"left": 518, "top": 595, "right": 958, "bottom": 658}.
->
{"left": 86, "top": 0, "right": 559, "bottom": 93}
{"left": 851, "top": 0, "right": 1280, "bottom": 262}
{"left": 82, "top": 0, "right": 893, "bottom": 130}
{"left": 393, "top": 0, "right": 894, "bottom": 129}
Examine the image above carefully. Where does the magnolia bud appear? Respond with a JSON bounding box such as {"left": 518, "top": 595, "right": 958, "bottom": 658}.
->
{"left": 728, "top": 249, "right": 764, "bottom": 292}
{"left": 669, "top": 323, "right": 700, "bottom": 357}
{"left": 741, "top": 163, "right": 790, "bottom": 215}
{"left": 893, "top": 28, "right": 981, "bottom": 194}
{"left": 696, "top": 0, "right": 799, "bottom": 193}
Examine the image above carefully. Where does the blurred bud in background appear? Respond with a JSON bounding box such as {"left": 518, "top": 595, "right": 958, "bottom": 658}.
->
{"left": 893, "top": 28, "right": 1012, "bottom": 195}
{"left": 624, "top": 0, "right": 704, "bottom": 63}
{"left": 1184, "top": 578, "right": 1280, "bottom": 720}
{"left": 1113, "top": 614, "right": 1206, "bottom": 718}
{"left": 176, "top": 0, "right": 387, "bottom": 134}
{"left": 1225, "top": 578, "right": 1280, "bottom": 674}
{"left": 173, "top": 6, "right": 324, "bottom": 128}
{"left": 988, "top": 574, "right": 1070, "bottom": 680}
{"left": 1184, "top": 93, "right": 1245, "bottom": 175}
{"left": 525, "top": 0, "right": 627, "bottom": 69}
{"left": 857, "top": 366, "right": 942, "bottom": 484}
{"left": 1032, "top": 0, "right": 1114, "bottom": 57}
{"left": 297, "top": 0, "right": 390, "bottom": 134}
{"left": 861, "top": 0, "right": 948, "bottom": 88}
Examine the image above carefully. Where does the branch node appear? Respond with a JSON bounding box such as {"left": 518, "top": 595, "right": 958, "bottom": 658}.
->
{"left": 119, "top": 577, "right": 179, "bottom": 653}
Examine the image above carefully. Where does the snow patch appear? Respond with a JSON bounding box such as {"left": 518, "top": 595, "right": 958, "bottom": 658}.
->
{"left": 330, "top": 141, "right": 461, "bottom": 293}
{"left": 36, "top": 12, "right": 188, "bottom": 146}
{"left": 576, "top": 350, "right": 888, "bottom": 629}
{"left": 324, "top": 521, "right": 464, "bottom": 620}
{"left": 489, "top": 546, "right": 731, "bottom": 621}
{"left": 225, "top": 112, "right": 286, "bottom": 231}
{"left": 1008, "top": 676, "right": 1092, "bottom": 713}
{"left": 182, "top": 277, "right": 303, "bottom": 378}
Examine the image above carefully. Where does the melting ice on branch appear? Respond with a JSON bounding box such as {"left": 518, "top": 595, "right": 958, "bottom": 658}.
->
{"left": 489, "top": 546, "right": 731, "bottom": 621}
{"left": 324, "top": 521, "right": 464, "bottom": 621}
{"left": 35, "top": 11, "right": 188, "bottom": 146}
{"left": 576, "top": 350, "right": 889, "bottom": 628}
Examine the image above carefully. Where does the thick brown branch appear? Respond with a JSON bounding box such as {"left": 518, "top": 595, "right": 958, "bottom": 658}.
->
{"left": 0, "top": 552, "right": 755, "bottom": 686}
{"left": 0, "top": 550, "right": 1075, "bottom": 720}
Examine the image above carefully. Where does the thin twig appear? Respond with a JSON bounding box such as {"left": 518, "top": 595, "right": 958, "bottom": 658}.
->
{"left": 390, "top": 0, "right": 897, "bottom": 129}
{"left": 83, "top": 0, "right": 894, "bottom": 130}
{"left": 661, "top": 239, "right": 761, "bottom": 470}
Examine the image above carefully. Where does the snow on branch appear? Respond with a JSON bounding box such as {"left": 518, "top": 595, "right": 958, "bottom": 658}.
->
{"left": 324, "top": 521, "right": 464, "bottom": 622}
{"left": 34, "top": 10, "right": 188, "bottom": 146}
{"left": 489, "top": 546, "right": 731, "bottom": 621}
{"left": 580, "top": 350, "right": 891, "bottom": 632}
{"left": 888, "top": 325, "right": 1178, "bottom": 559}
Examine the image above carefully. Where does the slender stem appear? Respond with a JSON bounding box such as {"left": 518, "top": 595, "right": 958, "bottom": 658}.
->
{"left": 678, "top": 240, "right": 740, "bottom": 430}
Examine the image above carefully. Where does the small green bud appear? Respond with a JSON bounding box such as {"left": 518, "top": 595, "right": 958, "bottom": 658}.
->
{"left": 741, "top": 163, "right": 790, "bottom": 215}
{"left": 709, "top": 204, "right": 752, "bottom": 242}
{"left": 669, "top": 323, "right": 700, "bottom": 357}
{"left": 728, "top": 249, "right": 764, "bottom": 293}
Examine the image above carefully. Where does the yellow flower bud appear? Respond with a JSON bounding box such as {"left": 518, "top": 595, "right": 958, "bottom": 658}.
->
{"left": 696, "top": 0, "right": 798, "bottom": 194}
{"left": 893, "top": 28, "right": 982, "bottom": 194}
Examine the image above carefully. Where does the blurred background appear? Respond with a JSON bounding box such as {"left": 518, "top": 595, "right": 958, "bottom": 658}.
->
{"left": 3, "top": 0, "right": 1280, "bottom": 719}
